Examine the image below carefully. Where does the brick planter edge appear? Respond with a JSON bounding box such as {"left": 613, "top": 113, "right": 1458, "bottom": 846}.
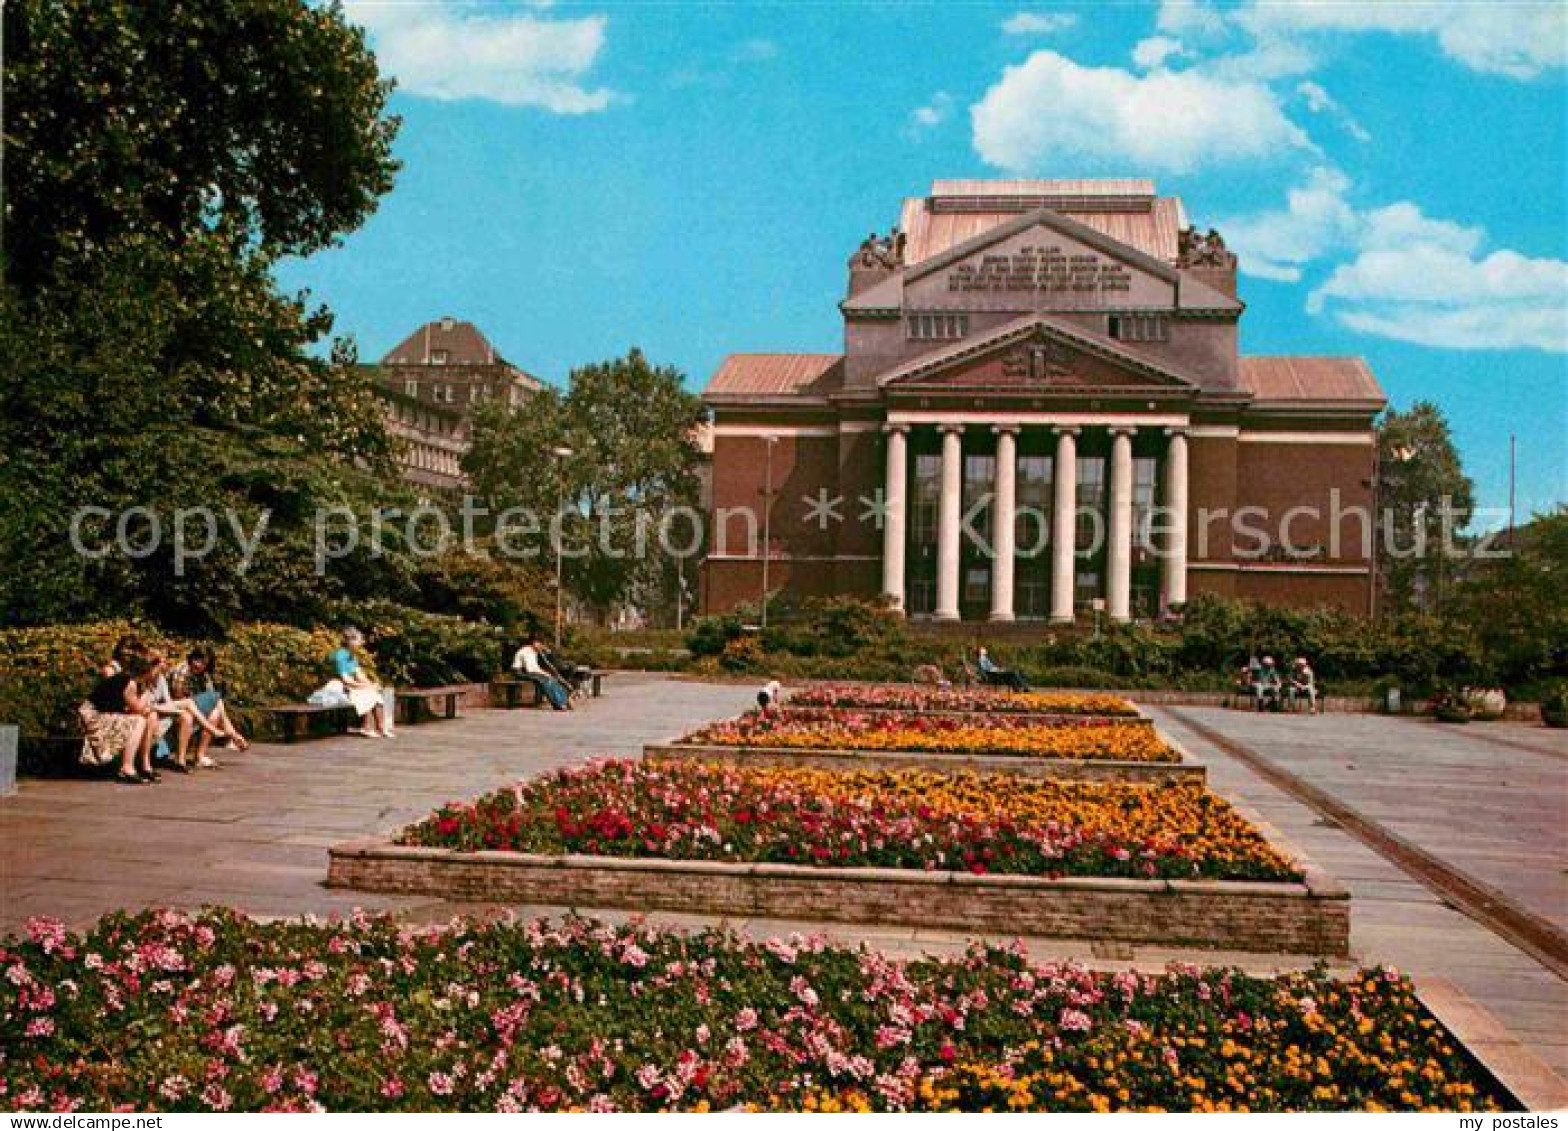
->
{"left": 327, "top": 840, "right": 1346, "bottom": 955}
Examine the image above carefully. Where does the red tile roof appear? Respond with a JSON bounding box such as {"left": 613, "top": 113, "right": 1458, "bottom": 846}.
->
{"left": 900, "top": 179, "right": 1188, "bottom": 266}
{"left": 1240, "top": 357, "right": 1385, "bottom": 403}
{"left": 705, "top": 353, "right": 842, "bottom": 397}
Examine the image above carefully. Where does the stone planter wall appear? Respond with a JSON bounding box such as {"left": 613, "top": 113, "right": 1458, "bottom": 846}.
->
{"left": 327, "top": 841, "right": 1347, "bottom": 955}
{"left": 644, "top": 741, "right": 1205, "bottom": 784}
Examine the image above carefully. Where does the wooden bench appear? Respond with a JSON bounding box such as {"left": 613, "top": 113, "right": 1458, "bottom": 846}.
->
{"left": 394, "top": 685, "right": 466, "bottom": 726}
{"left": 265, "top": 703, "right": 358, "bottom": 744}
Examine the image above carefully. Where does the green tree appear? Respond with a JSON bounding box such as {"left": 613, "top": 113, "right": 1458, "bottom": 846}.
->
{"left": 1376, "top": 401, "right": 1474, "bottom": 615}
{"left": 465, "top": 349, "right": 707, "bottom": 624}
{"left": 1447, "top": 507, "right": 1568, "bottom": 688}
{"left": 0, "top": 0, "right": 405, "bottom": 630}
{"left": 3, "top": 0, "right": 398, "bottom": 294}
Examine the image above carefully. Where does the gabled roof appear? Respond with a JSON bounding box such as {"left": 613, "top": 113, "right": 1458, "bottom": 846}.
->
{"left": 705, "top": 353, "right": 843, "bottom": 398}
{"left": 844, "top": 206, "right": 1241, "bottom": 315}
{"left": 878, "top": 312, "right": 1203, "bottom": 391}
{"left": 1240, "top": 357, "right": 1385, "bottom": 405}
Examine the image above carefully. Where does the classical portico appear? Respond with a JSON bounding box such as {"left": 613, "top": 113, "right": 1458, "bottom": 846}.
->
{"left": 879, "top": 417, "right": 1190, "bottom": 623}
{"left": 701, "top": 178, "right": 1385, "bottom": 622}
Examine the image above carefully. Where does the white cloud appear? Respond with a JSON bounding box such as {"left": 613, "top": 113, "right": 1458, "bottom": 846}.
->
{"left": 1307, "top": 204, "right": 1568, "bottom": 351}
{"left": 971, "top": 50, "right": 1310, "bottom": 174}
{"left": 343, "top": 2, "right": 614, "bottom": 113}
{"left": 1131, "top": 35, "right": 1187, "bottom": 70}
{"left": 1001, "top": 11, "right": 1079, "bottom": 36}
{"left": 1221, "top": 166, "right": 1360, "bottom": 282}
{"left": 1295, "top": 80, "right": 1370, "bottom": 143}
{"left": 904, "top": 92, "right": 955, "bottom": 140}
{"left": 1154, "top": 0, "right": 1229, "bottom": 40}
{"left": 1239, "top": 1, "right": 1568, "bottom": 80}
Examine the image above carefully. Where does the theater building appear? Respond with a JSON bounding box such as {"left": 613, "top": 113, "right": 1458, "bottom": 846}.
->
{"left": 701, "top": 179, "right": 1386, "bottom": 622}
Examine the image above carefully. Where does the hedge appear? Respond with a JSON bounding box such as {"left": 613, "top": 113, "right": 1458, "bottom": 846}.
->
{"left": 0, "top": 620, "right": 338, "bottom": 738}
{"left": 0, "top": 610, "right": 501, "bottom": 739}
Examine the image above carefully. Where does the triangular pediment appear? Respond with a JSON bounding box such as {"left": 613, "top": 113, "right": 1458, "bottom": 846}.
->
{"left": 905, "top": 206, "right": 1181, "bottom": 288}
{"left": 878, "top": 314, "right": 1201, "bottom": 392}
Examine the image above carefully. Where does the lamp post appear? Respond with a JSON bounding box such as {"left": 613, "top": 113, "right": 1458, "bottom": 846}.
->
{"left": 550, "top": 445, "right": 574, "bottom": 647}
{"left": 759, "top": 435, "right": 779, "bottom": 630}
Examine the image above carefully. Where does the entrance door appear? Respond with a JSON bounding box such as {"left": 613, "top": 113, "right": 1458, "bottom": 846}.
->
{"left": 959, "top": 452, "right": 995, "bottom": 620}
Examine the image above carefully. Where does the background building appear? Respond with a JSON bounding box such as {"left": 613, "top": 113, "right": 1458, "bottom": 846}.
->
{"left": 702, "top": 179, "right": 1387, "bottom": 623}
{"left": 370, "top": 316, "right": 544, "bottom": 493}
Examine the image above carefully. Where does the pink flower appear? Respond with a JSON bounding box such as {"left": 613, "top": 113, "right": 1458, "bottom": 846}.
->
{"left": 428, "top": 1072, "right": 455, "bottom": 1096}
{"left": 1058, "top": 1008, "right": 1092, "bottom": 1033}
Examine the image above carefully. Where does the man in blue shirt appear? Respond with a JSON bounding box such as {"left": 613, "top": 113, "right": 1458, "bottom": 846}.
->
{"left": 977, "top": 647, "right": 1029, "bottom": 692}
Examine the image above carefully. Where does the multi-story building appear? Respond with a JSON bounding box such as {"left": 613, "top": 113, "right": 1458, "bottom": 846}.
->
{"left": 701, "top": 179, "right": 1387, "bottom": 623}
{"left": 371, "top": 317, "right": 544, "bottom": 492}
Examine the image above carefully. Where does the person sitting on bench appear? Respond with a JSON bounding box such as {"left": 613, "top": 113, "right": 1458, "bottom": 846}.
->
{"left": 511, "top": 636, "right": 573, "bottom": 711}
{"left": 327, "top": 627, "right": 394, "bottom": 738}
{"left": 539, "top": 641, "right": 594, "bottom": 701}
{"left": 1288, "top": 656, "right": 1319, "bottom": 714}
{"left": 1251, "top": 656, "right": 1283, "bottom": 711}
{"left": 977, "top": 647, "right": 1029, "bottom": 692}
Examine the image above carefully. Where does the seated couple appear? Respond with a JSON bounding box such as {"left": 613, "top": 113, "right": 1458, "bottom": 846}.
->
{"left": 510, "top": 636, "right": 583, "bottom": 711}
{"left": 1240, "top": 655, "right": 1318, "bottom": 713}
{"left": 308, "top": 627, "right": 397, "bottom": 738}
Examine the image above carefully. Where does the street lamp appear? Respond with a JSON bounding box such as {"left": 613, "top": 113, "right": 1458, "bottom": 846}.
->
{"left": 550, "top": 445, "right": 574, "bottom": 647}
{"left": 759, "top": 435, "right": 779, "bottom": 630}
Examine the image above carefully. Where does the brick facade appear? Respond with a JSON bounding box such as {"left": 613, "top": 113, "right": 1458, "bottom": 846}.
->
{"left": 701, "top": 181, "right": 1386, "bottom": 621}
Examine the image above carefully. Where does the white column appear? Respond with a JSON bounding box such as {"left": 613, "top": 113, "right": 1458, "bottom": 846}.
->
{"left": 990, "top": 425, "right": 1018, "bottom": 621}
{"left": 880, "top": 425, "right": 909, "bottom": 611}
{"left": 1049, "top": 427, "right": 1078, "bottom": 623}
{"left": 1163, "top": 427, "right": 1189, "bottom": 611}
{"left": 934, "top": 424, "right": 964, "bottom": 621}
{"left": 1107, "top": 426, "right": 1135, "bottom": 622}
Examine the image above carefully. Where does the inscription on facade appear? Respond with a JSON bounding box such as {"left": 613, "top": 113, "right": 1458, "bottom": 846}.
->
{"left": 947, "top": 245, "right": 1134, "bottom": 294}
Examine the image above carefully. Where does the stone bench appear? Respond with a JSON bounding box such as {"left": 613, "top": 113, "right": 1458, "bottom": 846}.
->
{"left": 490, "top": 677, "right": 547, "bottom": 709}
{"left": 394, "top": 685, "right": 466, "bottom": 726}
{"left": 264, "top": 703, "right": 358, "bottom": 744}
{"left": 491, "top": 671, "right": 607, "bottom": 709}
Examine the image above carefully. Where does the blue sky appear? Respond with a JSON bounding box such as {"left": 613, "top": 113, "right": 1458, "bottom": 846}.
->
{"left": 279, "top": 1, "right": 1568, "bottom": 523}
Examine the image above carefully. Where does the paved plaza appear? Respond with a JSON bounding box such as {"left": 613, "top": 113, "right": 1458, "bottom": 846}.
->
{"left": 2, "top": 675, "right": 1564, "bottom": 1084}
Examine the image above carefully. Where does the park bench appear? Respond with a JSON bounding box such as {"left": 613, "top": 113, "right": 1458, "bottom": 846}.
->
{"left": 394, "top": 685, "right": 466, "bottom": 726}
{"left": 490, "top": 677, "right": 547, "bottom": 709}
{"left": 490, "top": 671, "right": 607, "bottom": 709}
{"left": 265, "top": 702, "right": 358, "bottom": 744}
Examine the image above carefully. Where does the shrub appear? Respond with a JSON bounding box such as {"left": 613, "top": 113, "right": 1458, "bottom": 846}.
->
{"left": 321, "top": 600, "right": 502, "bottom": 686}
{"left": 0, "top": 620, "right": 174, "bottom": 736}
{"left": 0, "top": 620, "right": 339, "bottom": 738}
{"left": 213, "top": 623, "right": 343, "bottom": 709}
{"left": 686, "top": 614, "right": 746, "bottom": 658}
{"left": 719, "top": 635, "right": 765, "bottom": 673}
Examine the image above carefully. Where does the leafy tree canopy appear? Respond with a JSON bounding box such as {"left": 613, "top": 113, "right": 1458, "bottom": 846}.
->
{"left": 0, "top": 0, "right": 407, "bottom": 631}
{"left": 3, "top": 0, "right": 398, "bottom": 293}
{"left": 465, "top": 349, "right": 707, "bottom": 621}
{"left": 1376, "top": 401, "right": 1475, "bottom": 614}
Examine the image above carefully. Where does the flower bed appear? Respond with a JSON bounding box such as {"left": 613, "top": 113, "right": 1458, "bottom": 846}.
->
{"left": 788, "top": 685, "right": 1140, "bottom": 717}
{"left": 0, "top": 910, "right": 1503, "bottom": 1111}
{"left": 682, "top": 709, "right": 1178, "bottom": 764}
{"left": 398, "top": 760, "right": 1290, "bottom": 882}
